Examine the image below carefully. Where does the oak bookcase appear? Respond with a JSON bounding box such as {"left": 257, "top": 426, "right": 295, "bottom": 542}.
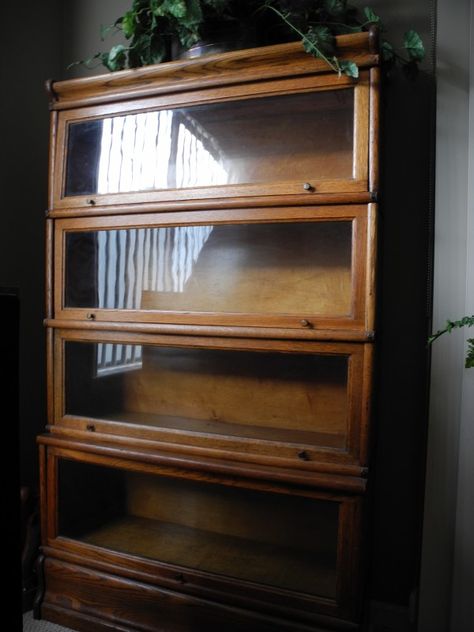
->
{"left": 36, "top": 31, "right": 380, "bottom": 632}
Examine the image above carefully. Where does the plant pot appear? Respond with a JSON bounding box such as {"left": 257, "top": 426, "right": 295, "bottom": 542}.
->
{"left": 174, "top": 23, "right": 257, "bottom": 60}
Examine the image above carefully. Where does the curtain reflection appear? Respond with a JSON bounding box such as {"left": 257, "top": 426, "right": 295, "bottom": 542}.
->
{"left": 96, "top": 225, "right": 212, "bottom": 375}
{"left": 97, "top": 111, "right": 229, "bottom": 194}
{"left": 97, "top": 225, "right": 213, "bottom": 308}
{"left": 97, "top": 342, "right": 142, "bottom": 376}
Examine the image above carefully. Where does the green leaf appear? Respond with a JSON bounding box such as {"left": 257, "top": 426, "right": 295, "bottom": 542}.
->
{"left": 100, "top": 23, "right": 116, "bottom": 41}
{"left": 339, "top": 59, "right": 359, "bottom": 78}
{"left": 428, "top": 315, "right": 474, "bottom": 368}
{"left": 154, "top": 0, "right": 187, "bottom": 19}
{"left": 132, "top": 0, "right": 149, "bottom": 9}
{"left": 185, "top": 0, "right": 203, "bottom": 24}
{"left": 303, "top": 25, "right": 335, "bottom": 58}
{"left": 128, "top": 30, "right": 168, "bottom": 67}
{"left": 177, "top": 24, "right": 201, "bottom": 48}
{"left": 149, "top": 34, "right": 168, "bottom": 63}
{"left": 324, "top": 0, "right": 347, "bottom": 17}
{"left": 121, "top": 10, "right": 137, "bottom": 39}
{"left": 404, "top": 30, "right": 425, "bottom": 62}
{"left": 171, "top": 0, "right": 187, "bottom": 19}
{"left": 466, "top": 339, "right": 474, "bottom": 368}
{"left": 381, "top": 40, "right": 394, "bottom": 62}
{"left": 130, "top": 33, "right": 153, "bottom": 64}
{"left": 67, "top": 52, "right": 102, "bottom": 70}
{"left": 364, "top": 7, "right": 380, "bottom": 23}
{"left": 103, "top": 44, "right": 128, "bottom": 71}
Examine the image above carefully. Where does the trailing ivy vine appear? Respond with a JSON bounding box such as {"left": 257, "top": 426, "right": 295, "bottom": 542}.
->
{"left": 71, "top": 0, "right": 425, "bottom": 77}
{"left": 428, "top": 316, "right": 474, "bottom": 369}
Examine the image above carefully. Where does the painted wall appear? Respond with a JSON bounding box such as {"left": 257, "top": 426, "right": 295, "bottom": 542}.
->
{"left": 62, "top": 0, "right": 130, "bottom": 79}
{"left": 0, "top": 0, "right": 129, "bottom": 489}
{"left": 1, "top": 1, "right": 63, "bottom": 489}
{"left": 419, "top": 0, "right": 474, "bottom": 630}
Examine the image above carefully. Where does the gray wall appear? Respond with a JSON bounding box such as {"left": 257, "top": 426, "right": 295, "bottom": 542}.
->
{"left": 1, "top": 1, "right": 63, "bottom": 488}
{"left": 62, "top": 0, "right": 129, "bottom": 79}
{"left": 0, "top": 0, "right": 128, "bottom": 488}
{"left": 419, "top": 0, "right": 474, "bottom": 630}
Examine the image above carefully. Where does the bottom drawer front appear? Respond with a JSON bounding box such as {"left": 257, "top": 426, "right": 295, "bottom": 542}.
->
{"left": 57, "top": 458, "right": 339, "bottom": 600}
{"left": 42, "top": 557, "right": 358, "bottom": 632}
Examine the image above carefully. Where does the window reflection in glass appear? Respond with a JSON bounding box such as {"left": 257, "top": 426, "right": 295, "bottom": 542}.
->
{"left": 65, "top": 341, "right": 349, "bottom": 449}
{"left": 96, "top": 343, "right": 142, "bottom": 377}
{"left": 65, "top": 222, "right": 353, "bottom": 316}
{"left": 96, "top": 112, "right": 229, "bottom": 194}
{"left": 64, "top": 90, "right": 354, "bottom": 197}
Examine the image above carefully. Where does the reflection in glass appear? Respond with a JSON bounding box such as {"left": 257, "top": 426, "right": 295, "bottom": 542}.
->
{"left": 65, "top": 222, "right": 353, "bottom": 317}
{"left": 64, "top": 90, "right": 354, "bottom": 197}
{"left": 58, "top": 459, "right": 339, "bottom": 598}
{"left": 96, "top": 343, "right": 142, "bottom": 377}
{"left": 96, "top": 111, "right": 229, "bottom": 194}
{"left": 65, "top": 342, "right": 349, "bottom": 449}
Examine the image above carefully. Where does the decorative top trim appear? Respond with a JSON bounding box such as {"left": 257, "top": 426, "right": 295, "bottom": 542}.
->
{"left": 49, "top": 32, "right": 379, "bottom": 111}
{"left": 44, "top": 78, "right": 58, "bottom": 107}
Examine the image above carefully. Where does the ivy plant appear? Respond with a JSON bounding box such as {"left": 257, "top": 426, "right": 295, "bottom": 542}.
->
{"left": 72, "top": 0, "right": 425, "bottom": 77}
{"left": 428, "top": 315, "right": 474, "bottom": 369}
{"left": 260, "top": 2, "right": 424, "bottom": 78}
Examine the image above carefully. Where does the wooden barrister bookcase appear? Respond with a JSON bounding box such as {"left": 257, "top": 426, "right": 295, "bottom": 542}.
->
{"left": 37, "top": 31, "right": 380, "bottom": 632}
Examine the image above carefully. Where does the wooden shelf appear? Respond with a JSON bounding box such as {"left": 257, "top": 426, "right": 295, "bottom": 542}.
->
{"left": 100, "top": 410, "right": 347, "bottom": 449}
{"left": 80, "top": 515, "right": 337, "bottom": 599}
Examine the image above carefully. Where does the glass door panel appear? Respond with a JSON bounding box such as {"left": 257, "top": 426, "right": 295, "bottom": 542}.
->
{"left": 58, "top": 458, "right": 339, "bottom": 599}
{"left": 64, "top": 341, "right": 349, "bottom": 450}
{"left": 64, "top": 220, "right": 353, "bottom": 320}
{"left": 64, "top": 89, "right": 354, "bottom": 199}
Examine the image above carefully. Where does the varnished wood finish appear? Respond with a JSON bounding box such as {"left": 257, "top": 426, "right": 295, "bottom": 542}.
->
{"left": 360, "top": 343, "right": 375, "bottom": 468}
{"left": 52, "top": 73, "right": 370, "bottom": 212}
{"left": 369, "top": 66, "right": 381, "bottom": 194}
{"left": 49, "top": 34, "right": 377, "bottom": 110}
{"left": 366, "top": 203, "right": 378, "bottom": 333}
{"left": 46, "top": 450, "right": 57, "bottom": 546}
{"left": 47, "top": 424, "right": 368, "bottom": 479}
{"left": 45, "top": 317, "right": 375, "bottom": 341}
{"left": 47, "top": 110, "right": 57, "bottom": 210}
{"left": 51, "top": 328, "right": 372, "bottom": 471}
{"left": 38, "top": 434, "right": 367, "bottom": 493}
{"left": 38, "top": 33, "right": 380, "bottom": 632}
{"left": 38, "top": 445, "right": 47, "bottom": 547}
{"left": 40, "top": 544, "right": 358, "bottom": 631}
{"left": 39, "top": 443, "right": 364, "bottom": 622}
{"left": 45, "top": 219, "right": 54, "bottom": 320}
{"left": 40, "top": 560, "right": 358, "bottom": 631}
{"left": 337, "top": 499, "right": 364, "bottom": 620}
{"left": 46, "top": 328, "right": 54, "bottom": 425}
{"left": 53, "top": 205, "right": 371, "bottom": 335}
{"left": 47, "top": 191, "right": 374, "bottom": 219}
